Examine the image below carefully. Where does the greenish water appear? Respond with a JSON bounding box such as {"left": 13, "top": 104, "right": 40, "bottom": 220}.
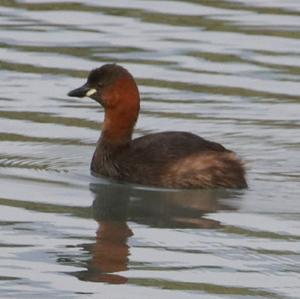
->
{"left": 0, "top": 1, "right": 299, "bottom": 298}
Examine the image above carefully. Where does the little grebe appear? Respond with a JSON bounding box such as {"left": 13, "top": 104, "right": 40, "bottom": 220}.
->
{"left": 68, "top": 64, "right": 247, "bottom": 189}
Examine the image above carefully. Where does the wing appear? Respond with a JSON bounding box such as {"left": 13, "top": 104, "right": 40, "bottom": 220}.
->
{"left": 129, "top": 131, "right": 227, "bottom": 160}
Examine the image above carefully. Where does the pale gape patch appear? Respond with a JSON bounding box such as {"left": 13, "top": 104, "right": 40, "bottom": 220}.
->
{"left": 86, "top": 88, "right": 97, "bottom": 97}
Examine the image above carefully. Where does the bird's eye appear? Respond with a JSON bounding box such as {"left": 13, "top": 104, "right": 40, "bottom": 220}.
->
{"left": 97, "top": 82, "right": 104, "bottom": 88}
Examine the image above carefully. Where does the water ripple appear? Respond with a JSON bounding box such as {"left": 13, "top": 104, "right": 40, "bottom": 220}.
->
{"left": 0, "top": 1, "right": 299, "bottom": 298}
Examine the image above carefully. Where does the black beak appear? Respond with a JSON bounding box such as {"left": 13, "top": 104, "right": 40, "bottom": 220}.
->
{"left": 68, "top": 83, "right": 91, "bottom": 98}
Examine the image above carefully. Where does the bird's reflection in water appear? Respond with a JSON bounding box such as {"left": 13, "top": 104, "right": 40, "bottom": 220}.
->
{"left": 73, "top": 183, "right": 240, "bottom": 284}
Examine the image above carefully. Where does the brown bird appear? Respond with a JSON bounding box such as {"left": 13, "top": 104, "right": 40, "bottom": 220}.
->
{"left": 68, "top": 64, "right": 247, "bottom": 189}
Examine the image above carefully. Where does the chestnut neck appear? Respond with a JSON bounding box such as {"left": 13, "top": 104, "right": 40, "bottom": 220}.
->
{"left": 99, "top": 76, "right": 140, "bottom": 148}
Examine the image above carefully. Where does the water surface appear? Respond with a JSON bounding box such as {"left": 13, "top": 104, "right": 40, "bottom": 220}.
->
{"left": 0, "top": 1, "right": 300, "bottom": 298}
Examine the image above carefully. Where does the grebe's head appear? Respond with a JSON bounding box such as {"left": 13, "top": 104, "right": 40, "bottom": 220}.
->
{"left": 68, "top": 64, "right": 139, "bottom": 109}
